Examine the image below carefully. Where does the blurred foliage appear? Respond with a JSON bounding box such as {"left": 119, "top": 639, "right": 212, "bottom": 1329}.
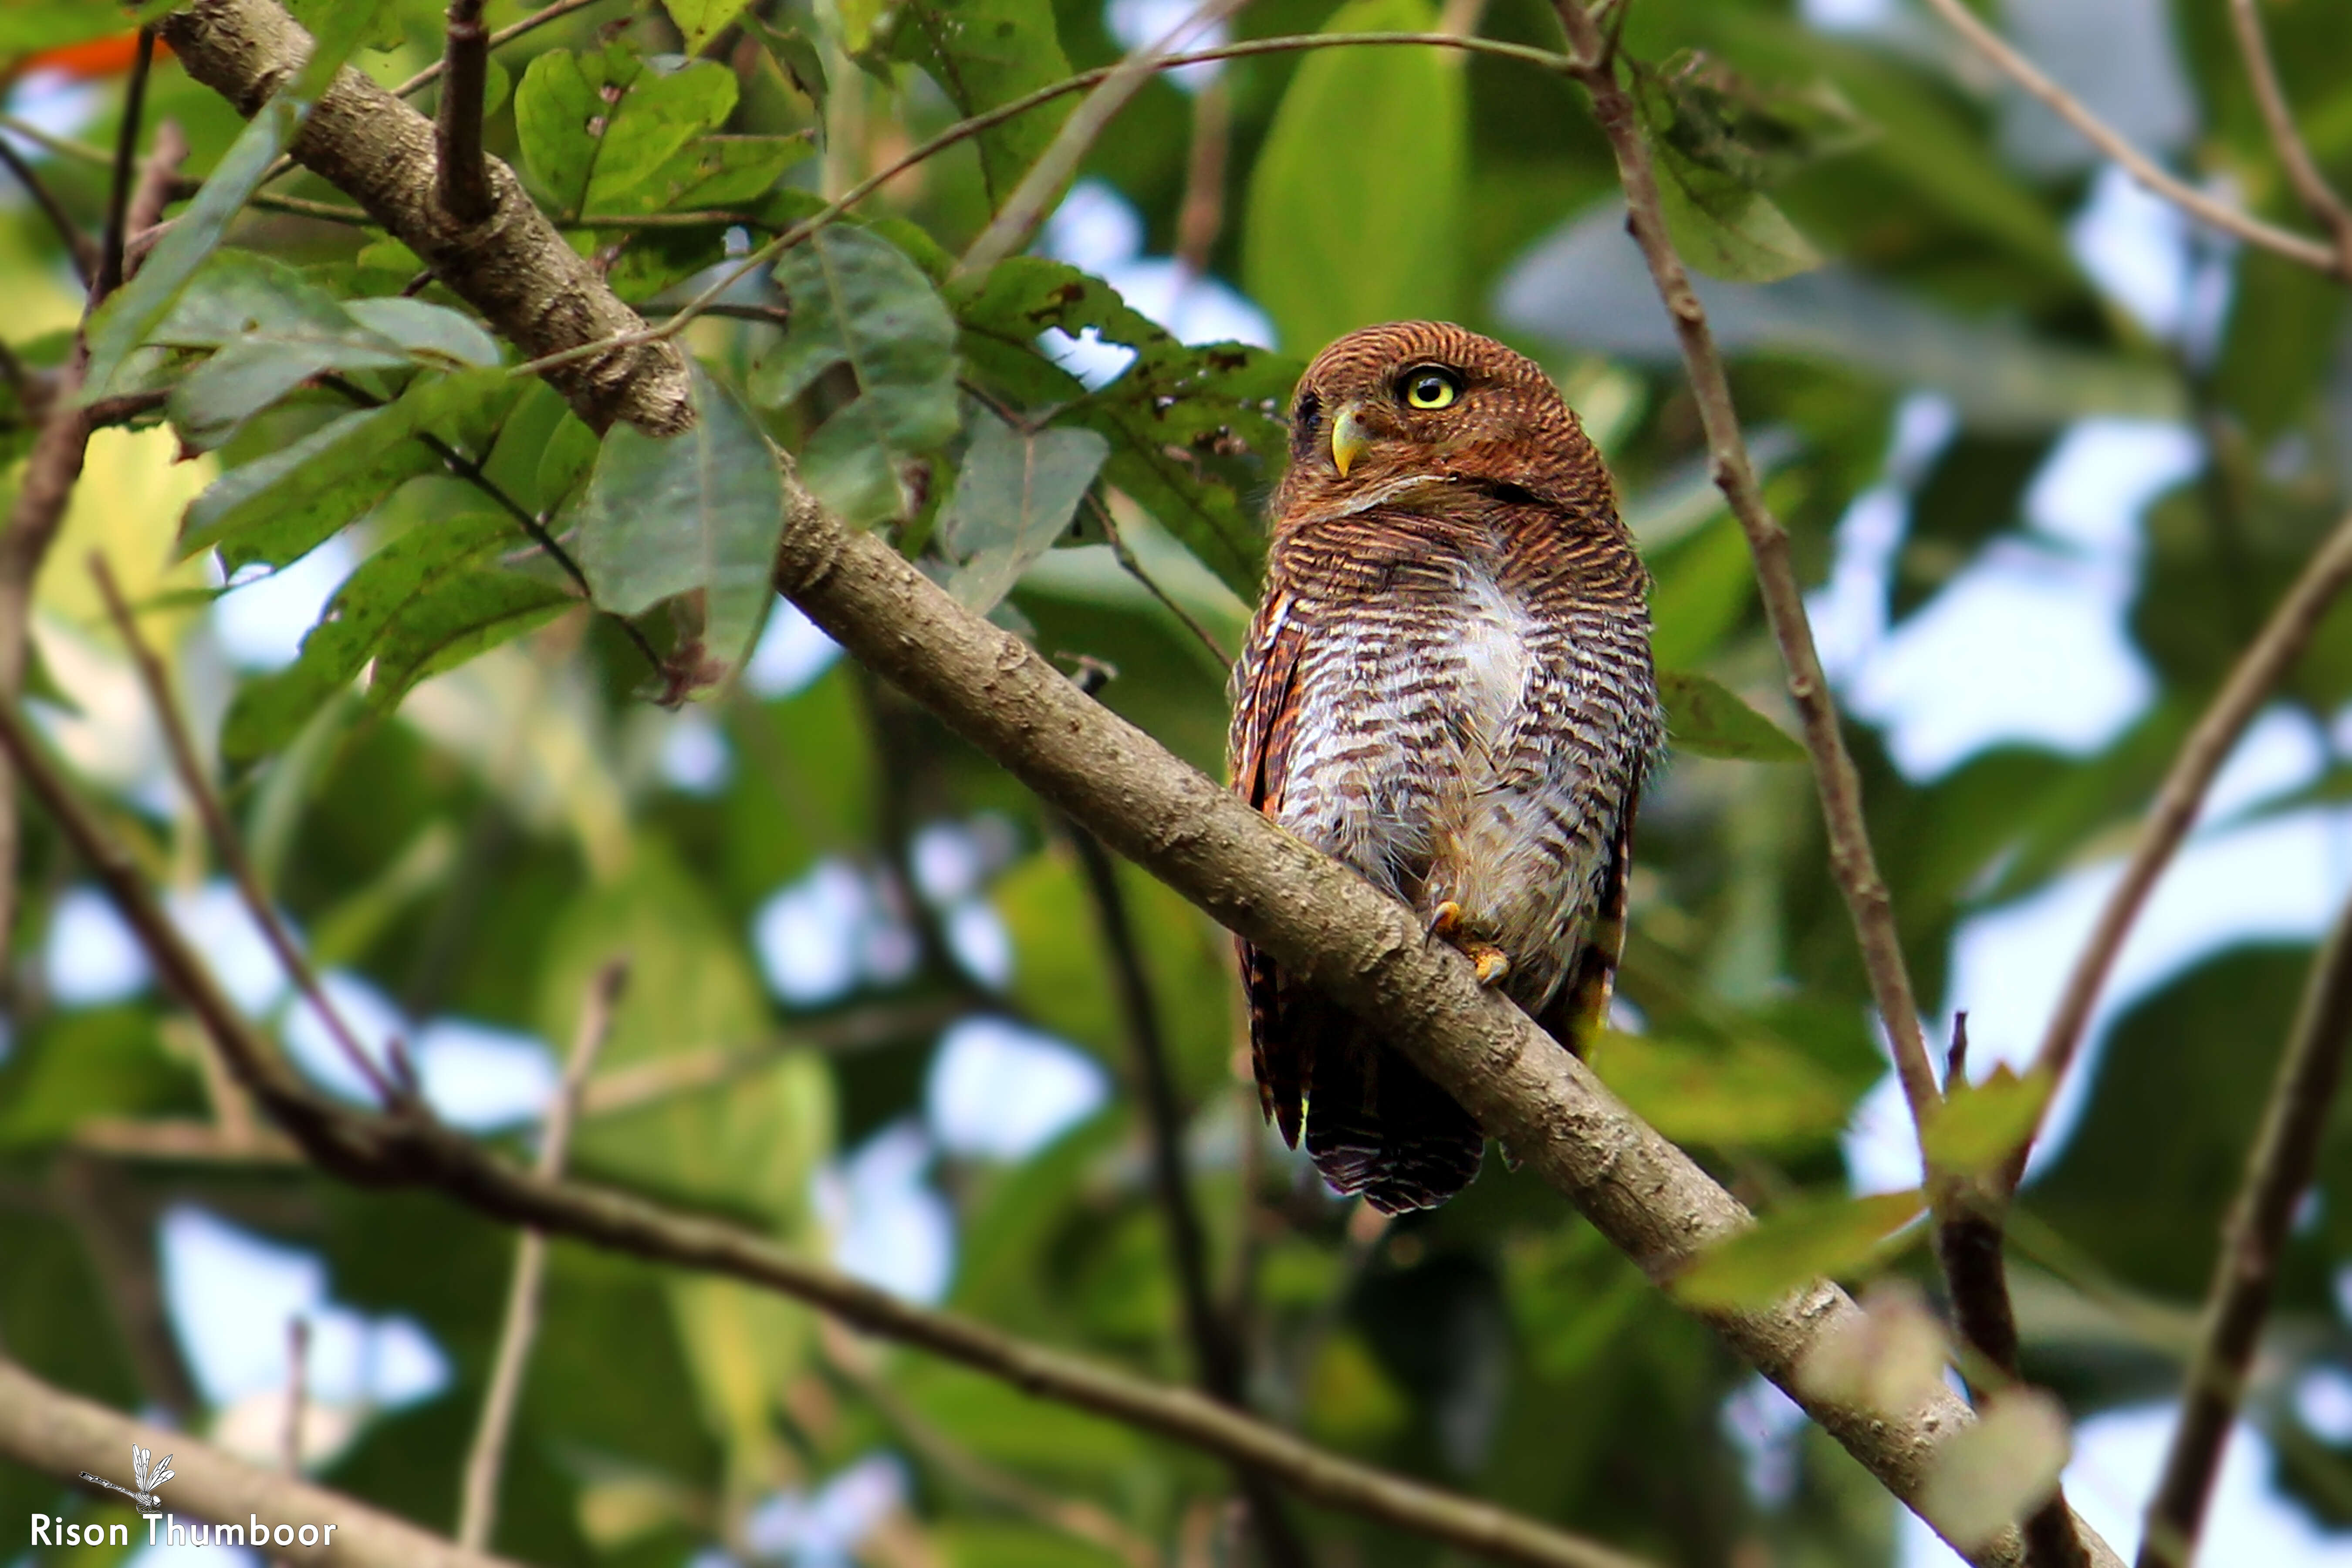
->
{"left": 6, "top": 0, "right": 2352, "bottom": 1563}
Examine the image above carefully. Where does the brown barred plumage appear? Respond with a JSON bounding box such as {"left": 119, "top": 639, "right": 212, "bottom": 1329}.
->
{"left": 1229, "top": 322, "right": 1660, "bottom": 1213}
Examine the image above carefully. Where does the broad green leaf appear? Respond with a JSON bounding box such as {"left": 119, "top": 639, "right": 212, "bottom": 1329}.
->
{"left": 1647, "top": 513, "right": 1755, "bottom": 670}
{"left": 751, "top": 19, "right": 829, "bottom": 115}
{"left": 341, "top": 298, "right": 502, "bottom": 368}
{"left": 1586, "top": 1029, "right": 1857, "bottom": 1149}
{"left": 220, "top": 513, "right": 515, "bottom": 762}
{"left": 365, "top": 570, "right": 576, "bottom": 713}
{"left": 1659, "top": 669, "right": 1805, "bottom": 762}
{"left": 1652, "top": 155, "right": 1823, "bottom": 284}
{"left": 180, "top": 367, "right": 510, "bottom": 571}
{"left": 1628, "top": 48, "right": 1828, "bottom": 283}
{"left": 1673, "top": 1189, "right": 1924, "bottom": 1308}
{"left": 938, "top": 410, "right": 1108, "bottom": 614}
{"left": 168, "top": 331, "right": 409, "bottom": 451}
{"left": 1917, "top": 1389, "right": 2072, "bottom": 1552}
{"left": 1921, "top": 1065, "right": 2053, "bottom": 1179}
{"left": 150, "top": 250, "right": 357, "bottom": 347}
{"left": 886, "top": 0, "right": 1074, "bottom": 202}
{"left": 755, "top": 226, "right": 960, "bottom": 523}
{"left": 517, "top": 47, "right": 740, "bottom": 218}
{"left": 1242, "top": 0, "right": 1464, "bottom": 352}
{"left": 663, "top": 0, "right": 754, "bottom": 53}
{"left": 951, "top": 257, "right": 1296, "bottom": 598}
{"left": 578, "top": 365, "right": 789, "bottom": 681}
{"left": 84, "top": 98, "right": 306, "bottom": 399}
{"left": 1642, "top": 50, "right": 1871, "bottom": 192}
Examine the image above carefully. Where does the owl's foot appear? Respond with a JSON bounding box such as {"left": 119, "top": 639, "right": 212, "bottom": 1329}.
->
{"left": 1465, "top": 943, "right": 1512, "bottom": 987}
{"left": 1426, "top": 902, "right": 1511, "bottom": 986}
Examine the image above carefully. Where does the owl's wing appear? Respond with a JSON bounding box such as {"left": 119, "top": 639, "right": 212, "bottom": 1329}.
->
{"left": 1537, "top": 778, "right": 1639, "bottom": 1054}
{"left": 1231, "top": 592, "right": 1313, "bottom": 1148}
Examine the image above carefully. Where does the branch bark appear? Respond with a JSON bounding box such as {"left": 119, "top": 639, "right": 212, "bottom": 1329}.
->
{"left": 2136, "top": 889, "right": 2352, "bottom": 1568}
{"left": 433, "top": 0, "right": 495, "bottom": 226}
{"left": 158, "top": 0, "right": 693, "bottom": 436}
{"left": 0, "top": 696, "right": 1654, "bottom": 1568}
{"left": 0, "top": 1358, "right": 526, "bottom": 1568}
{"left": 2227, "top": 0, "right": 2352, "bottom": 276}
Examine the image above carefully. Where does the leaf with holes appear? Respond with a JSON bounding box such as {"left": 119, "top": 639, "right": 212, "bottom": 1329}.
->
{"left": 1672, "top": 1190, "right": 1924, "bottom": 1309}
{"left": 664, "top": 0, "right": 755, "bottom": 53}
{"left": 938, "top": 410, "right": 1108, "bottom": 614}
{"left": 577, "top": 367, "right": 789, "bottom": 685}
{"left": 885, "top": 0, "right": 1073, "bottom": 202}
{"left": 220, "top": 513, "right": 518, "bottom": 763}
{"left": 950, "top": 257, "right": 1296, "bottom": 599}
{"left": 517, "top": 47, "right": 740, "bottom": 219}
{"left": 754, "top": 226, "right": 960, "bottom": 524}
{"left": 1659, "top": 670, "right": 1805, "bottom": 762}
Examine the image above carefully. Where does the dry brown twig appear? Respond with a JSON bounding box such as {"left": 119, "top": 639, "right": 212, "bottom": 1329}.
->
{"left": 456, "top": 958, "right": 629, "bottom": 1551}
{"left": 2227, "top": 0, "right": 2352, "bottom": 274}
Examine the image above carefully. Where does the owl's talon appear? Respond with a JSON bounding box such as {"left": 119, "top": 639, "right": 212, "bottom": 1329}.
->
{"left": 1467, "top": 944, "right": 1512, "bottom": 987}
{"left": 1426, "top": 900, "right": 1466, "bottom": 942}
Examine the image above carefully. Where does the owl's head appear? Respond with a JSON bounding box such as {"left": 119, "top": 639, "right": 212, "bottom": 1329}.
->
{"left": 1272, "top": 321, "right": 1615, "bottom": 528}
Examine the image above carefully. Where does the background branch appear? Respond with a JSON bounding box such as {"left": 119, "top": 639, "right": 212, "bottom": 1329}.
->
{"left": 2228, "top": 0, "right": 2352, "bottom": 273}
{"left": 0, "top": 695, "right": 1656, "bottom": 1568}
{"left": 0, "top": 138, "right": 98, "bottom": 284}
{"left": 456, "top": 958, "right": 626, "bottom": 1551}
{"left": 2136, "top": 889, "right": 2352, "bottom": 1568}
{"left": 433, "top": 0, "right": 495, "bottom": 225}
{"left": 0, "top": 1357, "right": 526, "bottom": 1568}
{"left": 2010, "top": 505, "right": 2352, "bottom": 1191}
{"left": 1915, "top": 0, "right": 2338, "bottom": 275}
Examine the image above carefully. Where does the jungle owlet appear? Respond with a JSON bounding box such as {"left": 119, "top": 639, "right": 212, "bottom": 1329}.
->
{"left": 1229, "top": 322, "right": 1661, "bottom": 1213}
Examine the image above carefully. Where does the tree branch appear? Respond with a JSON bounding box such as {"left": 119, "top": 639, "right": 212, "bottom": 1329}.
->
{"left": 2227, "top": 0, "right": 2352, "bottom": 274}
{"left": 456, "top": 958, "right": 625, "bottom": 1551}
{"left": 0, "top": 698, "right": 1656, "bottom": 1568}
{"left": 93, "top": 554, "right": 399, "bottom": 1107}
{"left": 1914, "top": 0, "right": 2340, "bottom": 277}
{"left": 1060, "top": 665, "right": 1306, "bottom": 1568}
{"left": 2136, "top": 889, "right": 2352, "bottom": 1568}
{"left": 0, "top": 136, "right": 99, "bottom": 285}
{"left": 159, "top": 0, "right": 694, "bottom": 436}
{"left": 2010, "top": 505, "right": 2352, "bottom": 1190}
{"left": 0, "top": 1357, "right": 526, "bottom": 1568}
{"left": 434, "top": 0, "right": 495, "bottom": 225}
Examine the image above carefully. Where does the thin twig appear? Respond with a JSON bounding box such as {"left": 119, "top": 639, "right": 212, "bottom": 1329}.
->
{"left": 1548, "top": 4, "right": 1939, "bottom": 1143}
{"left": 0, "top": 693, "right": 1656, "bottom": 1568}
{"left": 0, "top": 138, "right": 98, "bottom": 284}
{"left": 1914, "top": 0, "right": 2339, "bottom": 277}
{"left": 505, "top": 29, "right": 1579, "bottom": 381}
{"left": 1061, "top": 665, "right": 1307, "bottom": 1568}
{"left": 91, "top": 554, "right": 399, "bottom": 1107}
{"left": 392, "top": 0, "right": 616, "bottom": 99}
{"left": 282, "top": 1316, "right": 308, "bottom": 1472}
{"left": 96, "top": 29, "right": 159, "bottom": 300}
{"left": 435, "top": 0, "right": 496, "bottom": 224}
{"left": 960, "top": 0, "right": 1248, "bottom": 277}
{"left": 2137, "top": 889, "right": 2352, "bottom": 1568}
{"left": 2008, "top": 505, "right": 2352, "bottom": 1192}
{"left": 2227, "top": 0, "right": 2352, "bottom": 281}
{"left": 456, "top": 958, "right": 627, "bottom": 1552}
{"left": 1173, "top": 75, "right": 1232, "bottom": 276}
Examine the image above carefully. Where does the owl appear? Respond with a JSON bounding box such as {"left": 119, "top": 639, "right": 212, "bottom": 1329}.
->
{"left": 1228, "top": 322, "right": 1661, "bottom": 1213}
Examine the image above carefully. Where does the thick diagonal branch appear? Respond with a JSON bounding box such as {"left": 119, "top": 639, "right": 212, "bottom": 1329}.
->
{"left": 159, "top": 0, "right": 692, "bottom": 435}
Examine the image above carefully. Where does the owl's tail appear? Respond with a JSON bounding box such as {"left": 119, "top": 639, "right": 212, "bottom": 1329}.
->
{"left": 1305, "top": 1032, "right": 1484, "bottom": 1214}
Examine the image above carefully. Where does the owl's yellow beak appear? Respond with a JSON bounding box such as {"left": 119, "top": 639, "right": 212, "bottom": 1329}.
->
{"left": 1330, "top": 404, "right": 1368, "bottom": 478}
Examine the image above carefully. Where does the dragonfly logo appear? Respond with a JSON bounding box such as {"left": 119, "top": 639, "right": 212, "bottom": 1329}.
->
{"left": 79, "top": 1443, "right": 173, "bottom": 1509}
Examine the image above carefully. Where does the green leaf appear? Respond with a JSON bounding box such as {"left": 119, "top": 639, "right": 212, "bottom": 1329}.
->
{"left": 517, "top": 47, "right": 741, "bottom": 218}
{"left": 181, "top": 367, "right": 510, "bottom": 572}
{"left": 663, "top": 0, "right": 754, "bottom": 53}
{"left": 751, "top": 19, "right": 829, "bottom": 115}
{"left": 578, "top": 365, "right": 789, "bottom": 682}
{"left": 220, "top": 513, "right": 517, "bottom": 763}
{"left": 1659, "top": 669, "right": 1805, "bottom": 762}
{"left": 169, "top": 331, "right": 409, "bottom": 452}
{"left": 1241, "top": 0, "right": 1464, "bottom": 353}
{"left": 950, "top": 257, "right": 1297, "bottom": 598}
{"left": 84, "top": 98, "right": 306, "bottom": 400}
{"left": 365, "top": 571, "right": 576, "bottom": 713}
{"left": 885, "top": 0, "right": 1074, "bottom": 202}
{"left": 754, "top": 226, "right": 960, "bottom": 524}
{"left": 938, "top": 410, "right": 1109, "bottom": 614}
{"left": 1586, "top": 1028, "right": 1859, "bottom": 1149}
{"left": 1921, "top": 1065, "right": 2053, "bottom": 1180}
{"left": 1642, "top": 50, "right": 1872, "bottom": 193}
{"left": 1628, "top": 50, "right": 1828, "bottom": 283}
{"left": 1673, "top": 1189, "right": 1924, "bottom": 1308}
{"left": 1652, "top": 155, "right": 1823, "bottom": 283}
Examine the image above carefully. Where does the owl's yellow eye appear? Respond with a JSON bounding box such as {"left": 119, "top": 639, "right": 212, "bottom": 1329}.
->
{"left": 1400, "top": 366, "right": 1462, "bottom": 410}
